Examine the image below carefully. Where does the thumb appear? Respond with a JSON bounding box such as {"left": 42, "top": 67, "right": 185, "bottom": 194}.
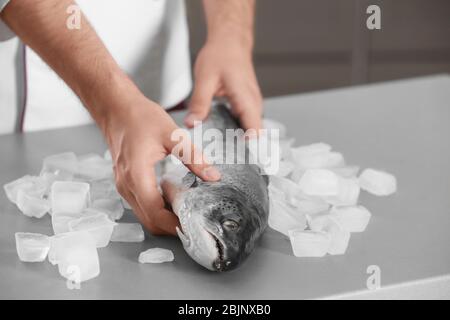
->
{"left": 185, "top": 75, "right": 217, "bottom": 128}
{"left": 165, "top": 128, "right": 221, "bottom": 182}
{"left": 183, "top": 144, "right": 222, "bottom": 182}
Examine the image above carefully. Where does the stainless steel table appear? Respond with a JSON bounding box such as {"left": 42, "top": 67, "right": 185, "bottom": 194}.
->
{"left": 1, "top": 75, "right": 449, "bottom": 299}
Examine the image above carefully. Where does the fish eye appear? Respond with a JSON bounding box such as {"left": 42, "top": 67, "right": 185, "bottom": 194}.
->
{"left": 223, "top": 219, "right": 239, "bottom": 231}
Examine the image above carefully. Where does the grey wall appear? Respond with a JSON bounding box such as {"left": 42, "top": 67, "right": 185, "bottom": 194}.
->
{"left": 186, "top": 0, "right": 450, "bottom": 97}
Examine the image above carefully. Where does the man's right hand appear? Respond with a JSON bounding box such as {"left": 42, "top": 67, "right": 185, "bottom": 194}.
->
{"left": 103, "top": 86, "right": 221, "bottom": 236}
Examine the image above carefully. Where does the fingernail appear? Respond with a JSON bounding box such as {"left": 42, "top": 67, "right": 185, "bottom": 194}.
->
{"left": 202, "top": 166, "right": 221, "bottom": 181}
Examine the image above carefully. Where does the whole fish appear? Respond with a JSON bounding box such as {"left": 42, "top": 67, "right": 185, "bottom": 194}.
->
{"left": 161, "top": 103, "right": 269, "bottom": 271}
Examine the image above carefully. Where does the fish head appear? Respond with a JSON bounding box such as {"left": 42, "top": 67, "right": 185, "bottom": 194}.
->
{"left": 174, "top": 183, "right": 264, "bottom": 272}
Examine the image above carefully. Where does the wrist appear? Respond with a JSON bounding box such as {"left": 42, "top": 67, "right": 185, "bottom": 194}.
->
{"left": 206, "top": 26, "right": 254, "bottom": 53}
{"left": 81, "top": 69, "right": 142, "bottom": 135}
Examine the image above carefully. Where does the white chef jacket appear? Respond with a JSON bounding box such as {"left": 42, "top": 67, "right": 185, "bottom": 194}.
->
{"left": 0, "top": 0, "right": 192, "bottom": 134}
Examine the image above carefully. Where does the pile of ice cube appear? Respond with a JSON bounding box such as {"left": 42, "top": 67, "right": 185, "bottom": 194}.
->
{"left": 263, "top": 119, "right": 397, "bottom": 257}
{"left": 4, "top": 151, "right": 171, "bottom": 283}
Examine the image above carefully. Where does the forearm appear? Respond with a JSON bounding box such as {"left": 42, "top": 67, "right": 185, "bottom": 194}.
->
{"left": 202, "top": 0, "right": 255, "bottom": 50}
{"left": 0, "top": 0, "right": 136, "bottom": 132}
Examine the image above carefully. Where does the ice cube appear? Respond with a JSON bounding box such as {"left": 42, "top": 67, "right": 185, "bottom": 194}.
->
{"left": 3, "top": 175, "right": 41, "bottom": 204}
{"left": 111, "top": 223, "right": 145, "bottom": 242}
{"left": 40, "top": 152, "right": 77, "bottom": 181}
{"left": 15, "top": 232, "right": 50, "bottom": 262}
{"left": 290, "top": 167, "right": 305, "bottom": 183}
{"left": 89, "top": 179, "right": 120, "bottom": 201}
{"left": 275, "top": 159, "right": 295, "bottom": 177}
{"left": 268, "top": 197, "right": 307, "bottom": 236}
{"left": 325, "top": 177, "right": 360, "bottom": 206}
{"left": 291, "top": 197, "right": 329, "bottom": 216}
{"left": 104, "top": 149, "right": 112, "bottom": 161}
{"left": 291, "top": 143, "right": 331, "bottom": 158}
{"left": 50, "top": 231, "right": 100, "bottom": 282}
{"left": 295, "top": 151, "right": 345, "bottom": 170}
{"left": 359, "top": 168, "right": 397, "bottom": 196}
{"left": 263, "top": 118, "right": 287, "bottom": 139}
{"left": 279, "top": 138, "right": 295, "bottom": 161}
{"left": 288, "top": 229, "right": 331, "bottom": 257}
{"left": 269, "top": 175, "right": 305, "bottom": 203}
{"left": 121, "top": 197, "right": 132, "bottom": 210}
{"left": 331, "top": 166, "right": 360, "bottom": 178}
{"left": 52, "top": 211, "right": 84, "bottom": 234}
{"left": 69, "top": 213, "right": 116, "bottom": 248}
{"left": 330, "top": 205, "right": 371, "bottom": 232}
{"left": 298, "top": 169, "right": 340, "bottom": 196}
{"left": 309, "top": 214, "right": 350, "bottom": 255}
{"left": 16, "top": 188, "right": 51, "bottom": 218}
{"left": 138, "top": 248, "right": 174, "bottom": 264}
{"left": 51, "top": 181, "right": 90, "bottom": 214}
{"left": 76, "top": 153, "right": 113, "bottom": 181}
{"left": 91, "top": 198, "right": 124, "bottom": 221}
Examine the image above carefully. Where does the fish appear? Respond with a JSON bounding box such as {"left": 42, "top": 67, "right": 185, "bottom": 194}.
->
{"left": 161, "top": 103, "right": 269, "bottom": 272}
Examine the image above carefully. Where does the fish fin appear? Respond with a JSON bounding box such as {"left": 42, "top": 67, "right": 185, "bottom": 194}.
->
{"left": 182, "top": 171, "right": 198, "bottom": 188}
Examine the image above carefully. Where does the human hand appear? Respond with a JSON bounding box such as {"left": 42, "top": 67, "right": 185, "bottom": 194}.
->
{"left": 185, "top": 38, "right": 263, "bottom": 132}
{"left": 103, "top": 90, "right": 221, "bottom": 235}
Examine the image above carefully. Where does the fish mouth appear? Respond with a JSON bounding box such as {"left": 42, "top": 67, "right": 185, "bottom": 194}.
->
{"left": 208, "top": 231, "right": 225, "bottom": 261}
{"left": 207, "top": 231, "right": 231, "bottom": 272}
{"left": 176, "top": 221, "right": 231, "bottom": 272}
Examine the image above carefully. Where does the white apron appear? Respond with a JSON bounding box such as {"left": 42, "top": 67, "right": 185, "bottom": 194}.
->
{"left": 0, "top": 0, "right": 192, "bottom": 133}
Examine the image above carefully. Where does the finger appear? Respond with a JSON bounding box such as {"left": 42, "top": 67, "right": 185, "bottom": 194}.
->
{"left": 230, "top": 86, "right": 263, "bottom": 132}
{"left": 116, "top": 168, "right": 169, "bottom": 235}
{"left": 185, "top": 74, "right": 218, "bottom": 127}
{"left": 165, "top": 131, "right": 221, "bottom": 182}
{"left": 129, "top": 166, "right": 180, "bottom": 235}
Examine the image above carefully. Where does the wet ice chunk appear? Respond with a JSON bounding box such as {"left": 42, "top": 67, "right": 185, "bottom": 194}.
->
{"left": 111, "top": 223, "right": 145, "bottom": 242}
{"left": 69, "top": 213, "right": 116, "bottom": 248}
{"left": 269, "top": 175, "right": 305, "bottom": 203}
{"left": 50, "top": 231, "right": 100, "bottom": 282}
{"left": 330, "top": 206, "right": 371, "bottom": 232}
{"left": 138, "top": 248, "right": 174, "bottom": 264}
{"left": 104, "top": 149, "right": 112, "bottom": 161}
{"left": 263, "top": 118, "right": 287, "bottom": 139}
{"left": 275, "top": 160, "right": 295, "bottom": 177}
{"left": 291, "top": 143, "right": 331, "bottom": 158}
{"left": 51, "top": 209, "right": 103, "bottom": 235}
{"left": 268, "top": 197, "right": 307, "bottom": 236}
{"left": 52, "top": 211, "right": 84, "bottom": 235}
{"left": 121, "top": 197, "right": 132, "bottom": 210}
{"left": 15, "top": 232, "right": 50, "bottom": 262}
{"left": 325, "top": 177, "right": 360, "bottom": 206}
{"left": 51, "top": 181, "right": 90, "bottom": 214}
{"left": 331, "top": 166, "right": 360, "bottom": 178}
{"left": 3, "top": 175, "right": 41, "bottom": 204}
{"left": 90, "top": 179, "right": 120, "bottom": 201}
{"left": 309, "top": 214, "right": 350, "bottom": 255}
{"left": 91, "top": 198, "right": 124, "bottom": 221}
{"left": 288, "top": 229, "right": 331, "bottom": 257}
{"left": 76, "top": 153, "right": 113, "bottom": 181}
{"left": 296, "top": 151, "right": 345, "bottom": 170}
{"left": 291, "top": 197, "right": 329, "bottom": 216}
{"left": 359, "top": 168, "right": 397, "bottom": 196}
{"left": 298, "top": 169, "right": 340, "bottom": 196}
{"left": 40, "top": 152, "right": 77, "bottom": 181}
{"left": 16, "top": 188, "right": 51, "bottom": 218}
